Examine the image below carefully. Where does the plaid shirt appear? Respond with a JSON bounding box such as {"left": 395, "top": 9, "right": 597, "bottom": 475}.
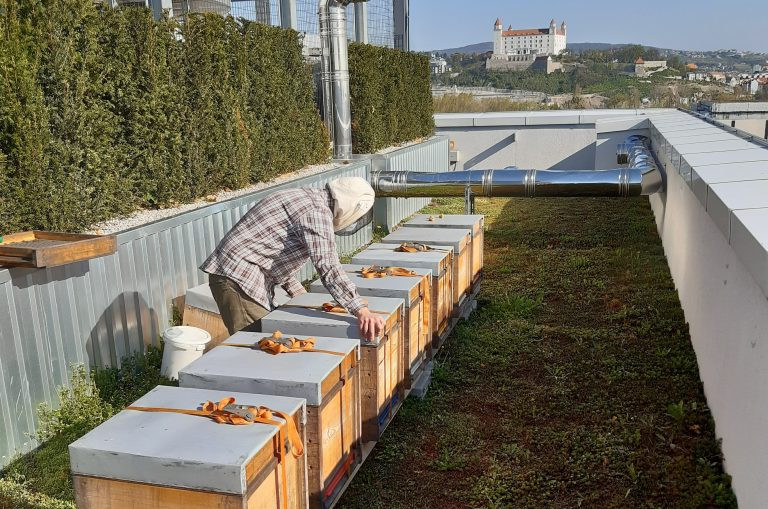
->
{"left": 200, "top": 188, "right": 365, "bottom": 314}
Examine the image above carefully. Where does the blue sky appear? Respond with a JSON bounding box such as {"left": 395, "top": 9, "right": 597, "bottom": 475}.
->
{"left": 410, "top": 0, "right": 768, "bottom": 53}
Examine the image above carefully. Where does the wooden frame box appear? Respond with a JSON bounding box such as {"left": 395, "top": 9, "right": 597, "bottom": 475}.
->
{"left": 179, "top": 333, "right": 360, "bottom": 509}
{"left": 309, "top": 264, "right": 431, "bottom": 388}
{"left": 0, "top": 231, "right": 116, "bottom": 268}
{"left": 260, "top": 293, "right": 405, "bottom": 444}
{"left": 405, "top": 215, "right": 485, "bottom": 286}
{"left": 183, "top": 283, "right": 229, "bottom": 349}
{"left": 381, "top": 227, "right": 472, "bottom": 309}
{"left": 352, "top": 243, "right": 452, "bottom": 338}
{"left": 69, "top": 386, "right": 308, "bottom": 509}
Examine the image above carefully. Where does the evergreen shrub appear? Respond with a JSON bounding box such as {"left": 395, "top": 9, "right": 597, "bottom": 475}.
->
{"left": 348, "top": 43, "right": 434, "bottom": 153}
{"left": 0, "top": 0, "right": 329, "bottom": 233}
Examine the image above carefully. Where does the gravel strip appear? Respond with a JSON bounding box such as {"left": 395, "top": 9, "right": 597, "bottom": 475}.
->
{"left": 87, "top": 140, "right": 426, "bottom": 236}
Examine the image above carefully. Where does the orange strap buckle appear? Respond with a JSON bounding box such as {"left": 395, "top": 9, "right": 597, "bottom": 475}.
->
{"left": 225, "top": 331, "right": 345, "bottom": 356}
{"left": 360, "top": 265, "right": 417, "bottom": 278}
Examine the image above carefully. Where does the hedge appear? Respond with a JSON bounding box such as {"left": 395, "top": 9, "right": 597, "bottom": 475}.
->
{"left": 0, "top": 0, "right": 329, "bottom": 233}
{"left": 348, "top": 43, "right": 434, "bottom": 154}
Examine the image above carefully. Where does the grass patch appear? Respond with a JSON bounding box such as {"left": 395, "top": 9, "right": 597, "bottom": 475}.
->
{"left": 0, "top": 346, "right": 176, "bottom": 506}
{"left": 339, "top": 197, "right": 736, "bottom": 508}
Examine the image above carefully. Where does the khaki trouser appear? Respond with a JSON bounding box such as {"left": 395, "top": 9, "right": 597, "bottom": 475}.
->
{"left": 209, "top": 274, "right": 270, "bottom": 335}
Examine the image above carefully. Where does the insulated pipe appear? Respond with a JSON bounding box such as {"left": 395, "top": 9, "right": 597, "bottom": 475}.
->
{"left": 371, "top": 135, "right": 664, "bottom": 198}
{"left": 319, "top": 0, "right": 354, "bottom": 160}
{"left": 616, "top": 135, "right": 663, "bottom": 195}
{"left": 371, "top": 168, "right": 642, "bottom": 198}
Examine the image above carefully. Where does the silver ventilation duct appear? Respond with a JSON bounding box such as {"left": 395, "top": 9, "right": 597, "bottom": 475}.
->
{"left": 371, "top": 135, "right": 664, "bottom": 198}
{"left": 319, "top": 0, "right": 354, "bottom": 160}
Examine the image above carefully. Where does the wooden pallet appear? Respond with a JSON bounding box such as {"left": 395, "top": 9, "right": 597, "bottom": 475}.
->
{"left": 0, "top": 231, "right": 116, "bottom": 268}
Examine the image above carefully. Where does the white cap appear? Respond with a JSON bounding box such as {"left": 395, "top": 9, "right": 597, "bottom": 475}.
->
{"left": 327, "top": 177, "right": 375, "bottom": 231}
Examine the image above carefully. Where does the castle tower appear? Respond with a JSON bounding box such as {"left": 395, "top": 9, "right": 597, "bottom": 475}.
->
{"left": 493, "top": 18, "right": 503, "bottom": 55}
{"left": 560, "top": 20, "right": 567, "bottom": 34}
{"left": 549, "top": 18, "right": 556, "bottom": 34}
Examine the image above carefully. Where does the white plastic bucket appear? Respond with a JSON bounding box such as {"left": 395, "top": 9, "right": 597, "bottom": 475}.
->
{"left": 161, "top": 326, "right": 211, "bottom": 380}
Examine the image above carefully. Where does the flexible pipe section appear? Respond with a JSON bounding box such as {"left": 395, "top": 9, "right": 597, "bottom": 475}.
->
{"left": 319, "top": 0, "right": 354, "bottom": 160}
{"left": 371, "top": 135, "right": 664, "bottom": 198}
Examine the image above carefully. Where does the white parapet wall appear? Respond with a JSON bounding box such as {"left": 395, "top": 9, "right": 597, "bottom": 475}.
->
{"left": 647, "top": 110, "right": 768, "bottom": 508}
{"left": 435, "top": 109, "right": 675, "bottom": 171}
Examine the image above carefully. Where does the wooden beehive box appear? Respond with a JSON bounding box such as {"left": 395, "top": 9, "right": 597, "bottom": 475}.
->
{"left": 69, "top": 386, "right": 308, "bottom": 509}
{"left": 352, "top": 243, "right": 452, "bottom": 339}
{"left": 179, "top": 332, "right": 360, "bottom": 509}
{"left": 0, "top": 231, "right": 116, "bottom": 268}
{"left": 182, "top": 283, "right": 229, "bottom": 349}
{"left": 381, "top": 227, "right": 472, "bottom": 309}
{"left": 260, "top": 293, "right": 404, "bottom": 444}
{"left": 309, "top": 264, "right": 431, "bottom": 388}
{"left": 405, "top": 214, "right": 485, "bottom": 287}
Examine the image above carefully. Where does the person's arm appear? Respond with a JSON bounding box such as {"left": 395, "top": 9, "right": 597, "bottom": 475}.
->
{"left": 297, "top": 209, "right": 385, "bottom": 341}
{"left": 281, "top": 278, "right": 306, "bottom": 298}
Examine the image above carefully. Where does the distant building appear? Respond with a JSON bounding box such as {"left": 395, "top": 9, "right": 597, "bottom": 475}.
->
{"left": 708, "top": 71, "right": 726, "bottom": 83}
{"left": 686, "top": 63, "right": 698, "bottom": 71}
{"left": 687, "top": 72, "right": 706, "bottom": 81}
{"left": 634, "top": 57, "right": 667, "bottom": 77}
{"left": 430, "top": 55, "right": 450, "bottom": 75}
{"left": 491, "top": 18, "right": 567, "bottom": 57}
{"left": 753, "top": 64, "right": 764, "bottom": 73}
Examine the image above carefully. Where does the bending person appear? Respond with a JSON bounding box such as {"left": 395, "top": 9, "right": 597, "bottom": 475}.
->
{"left": 201, "top": 177, "right": 385, "bottom": 341}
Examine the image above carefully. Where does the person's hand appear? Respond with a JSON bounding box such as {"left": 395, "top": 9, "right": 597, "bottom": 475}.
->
{"left": 356, "top": 307, "right": 386, "bottom": 342}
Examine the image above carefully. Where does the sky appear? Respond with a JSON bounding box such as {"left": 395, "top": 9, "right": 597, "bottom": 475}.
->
{"left": 410, "top": 0, "right": 768, "bottom": 53}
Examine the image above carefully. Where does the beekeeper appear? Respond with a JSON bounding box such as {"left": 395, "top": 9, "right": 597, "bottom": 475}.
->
{"left": 201, "top": 177, "right": 385, "bottom": 341}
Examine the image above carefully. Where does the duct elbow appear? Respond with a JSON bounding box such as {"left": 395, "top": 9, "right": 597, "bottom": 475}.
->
{"left": 617, "top": 135, "right": 664, "bottom": 195}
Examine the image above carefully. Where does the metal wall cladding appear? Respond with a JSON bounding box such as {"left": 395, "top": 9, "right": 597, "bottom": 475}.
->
{"left": 0, "top": 160, "right": 371, "bottom": 466}
{"left": 372, "top": 136, "right": 451, "bottom": 231}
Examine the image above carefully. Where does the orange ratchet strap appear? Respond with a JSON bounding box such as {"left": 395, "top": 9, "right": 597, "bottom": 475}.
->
{"left": 224, "top": 331, "right": 345, "bottom": 356}
{"left": 358, "top": 265, "right": 417, "bottom": 278}
{"left": 426, "top": 214, "right": 445, "bottom": 222}
{"left": 395, "top": 242, "right": 450, "bottom": 253}
{"left": 127, "top": 397, "right": 303, "bottom": 509}
{"left": 282, "top": 302, "right": 390, "bottom": 315}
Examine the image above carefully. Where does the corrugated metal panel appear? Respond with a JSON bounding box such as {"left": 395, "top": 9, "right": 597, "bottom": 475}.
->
{"left": 372, "top": 136, "right": 451, "bottom": 230}
{"left": 0, "top": 158, "right": 374, "bottom": 467}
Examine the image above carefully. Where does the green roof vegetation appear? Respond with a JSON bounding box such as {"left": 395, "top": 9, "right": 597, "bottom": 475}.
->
{"left": 339, "top": 197, "right": 736, "bottom": 508}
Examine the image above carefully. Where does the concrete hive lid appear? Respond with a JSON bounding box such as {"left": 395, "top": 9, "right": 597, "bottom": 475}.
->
{"left": 68, "top": 386, "right": 305, "bottom": 495}
{"left": 310, "top": 264, "right": 428, "bottom": 301}
{"left": 261, "top": 292, "right": 404, "bottom": 344}
{"left": 351, "top": 244, "right": 448, "bottom": 276}
{"left": 407, "top": 214, "right": 484, "bottom": 229}
{"left": 381, "top": 227, "right": 471, "bottom": 254}
{"left": 179, "top": 332, "right": 358, "bottom": 406}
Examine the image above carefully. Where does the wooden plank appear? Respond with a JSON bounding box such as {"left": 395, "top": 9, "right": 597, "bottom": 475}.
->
{"left": 0, "top": 231, "right": 116, "bottom": 268}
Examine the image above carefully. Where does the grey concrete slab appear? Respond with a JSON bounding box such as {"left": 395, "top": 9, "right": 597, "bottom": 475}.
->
{"left": 707, "top": 180, "right": 768, "bottom": 239}
{"left": 352, "top": 244, "right": 450, "bottom": 278}
{"left": 179, "top": 332, "right": 358, "bottom": 406}
{"left": 683, "top": 148, "right": 768, "bottom": 168}
{"left": 261, "top": 292, "right": 404, "bottom": 343}
{"left": 310, "top": 264, "right": 429, "bottom": 304}
{"left": 69, "top": 386, "right": 305, "bottom": 495}
{"left": 692, "top": 161, "right": 768, "bottom": 207}
{"left": 730, "top": 208, "right": 768, "bottom": 297}
{"left": 381, "top": 227, "right": 471, "bottom": 255}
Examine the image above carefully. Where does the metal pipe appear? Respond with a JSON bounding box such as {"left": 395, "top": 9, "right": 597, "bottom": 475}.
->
{"left": 616, "top": 135, "right": 663, "bottom": 195}
{"left": 371, "top": 135, "right": 664, "bottom": 199}
{"left": 319, "top": 0, "right": 354, "bottom": 160}
{"left": 371, "top": 168, "right": 642, "bottom": 198}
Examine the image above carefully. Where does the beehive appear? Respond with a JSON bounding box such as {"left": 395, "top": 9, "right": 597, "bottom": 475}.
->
{"left": 69, "top": 386, "right": 307, "bottom": 509}
{"left": 261, "top": 293, "right": 404, "bottom": 443}
{"left": 381, "top": 227, "right": 472, "bottom": 308}
{"left": 310, "top": 264, "right": 431, "bottom": 388}
{"left": 179, "top": 333, "right": 360, "bottom": 509}
{"left": 182, "top": 283, "right": 229, "bottom": 349}
{"left": 352, "top": 243, "right": 452, "bottom": 338}
{"left": 405, "top": 214, "right": 485, "bottom": 287}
